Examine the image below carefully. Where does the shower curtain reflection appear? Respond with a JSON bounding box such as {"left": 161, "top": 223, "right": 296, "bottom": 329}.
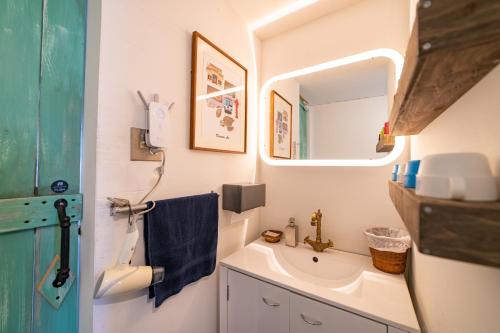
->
{"left": 299, "top": 99, "right": 309, "bottom": 159}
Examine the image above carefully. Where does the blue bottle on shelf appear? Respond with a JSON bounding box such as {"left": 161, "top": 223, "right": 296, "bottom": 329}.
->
{"left": 391, "top": 164, "right": 399, "bottom": 181}
{"left": 404, "top": 160, "right": 421, "bottom": 188}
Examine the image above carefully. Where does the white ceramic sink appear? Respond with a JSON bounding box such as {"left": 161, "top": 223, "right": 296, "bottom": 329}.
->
{"left": 275, "top": 241, "right": 364, "bottom": 283}
{"left": 221, "top": 238, "right": 420, "bottom": 333}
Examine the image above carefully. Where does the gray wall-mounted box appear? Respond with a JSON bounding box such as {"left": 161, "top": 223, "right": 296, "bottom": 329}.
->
{"left": 222, "top": 183, "right": 266, "bottom": 214}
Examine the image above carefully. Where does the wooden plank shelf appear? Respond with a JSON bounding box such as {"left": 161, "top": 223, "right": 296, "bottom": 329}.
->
{"left": 376, "top": 135, "right": 395, "bottom": 153}
{"left": 388, "top": 181, "right": 500, "bottom": 267}
{"left": 389, "top": 0, "right": 500, "bottom": 135}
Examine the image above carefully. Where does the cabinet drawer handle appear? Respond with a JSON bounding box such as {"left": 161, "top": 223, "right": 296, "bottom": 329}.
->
{"left": 300, "top": 313, "right": 322, "bottom": 326}
{"left": 262, "top": 297, "right": 280, "bottom": 307}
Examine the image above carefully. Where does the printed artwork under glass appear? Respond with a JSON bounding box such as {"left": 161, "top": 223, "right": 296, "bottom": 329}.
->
{"left": 190, "top": 31, "right": 247, "bottom": 153}
{"left": 270, "top": 90, "right": 292, "bottom": 159}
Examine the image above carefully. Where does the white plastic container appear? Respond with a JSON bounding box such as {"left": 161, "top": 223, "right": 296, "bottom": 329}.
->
{"left": 416, "top": 153, "right": 498, "bottom": 201}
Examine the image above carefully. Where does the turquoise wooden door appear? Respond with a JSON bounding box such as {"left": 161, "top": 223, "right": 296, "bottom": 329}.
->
{"left": 0, "top": 0, "right": 86, "bottom": 332}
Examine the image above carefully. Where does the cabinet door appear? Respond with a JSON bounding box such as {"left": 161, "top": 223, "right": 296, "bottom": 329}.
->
{"left": 257, "top": 279, "right": 289, "bottom": 333}
{"left": 227, "top": 270, "right": 289, "bottom": 333}
{"left": 290, "top": 293, "right": 387, "bottom": 333}
{"left": 228, "top": 270, "right": 259, "bottom": 333}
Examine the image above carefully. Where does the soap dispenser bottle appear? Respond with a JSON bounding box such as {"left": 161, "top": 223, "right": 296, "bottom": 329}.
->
{"left": 285, "top": 217, "right": 298, "bottom": 247}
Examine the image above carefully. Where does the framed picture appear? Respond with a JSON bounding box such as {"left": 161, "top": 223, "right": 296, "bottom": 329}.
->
{"left": 190, "top": 31, "right": 248, "bottom": 153}
{"left": 270, "top": 90, "right": 292, "bottom": 159}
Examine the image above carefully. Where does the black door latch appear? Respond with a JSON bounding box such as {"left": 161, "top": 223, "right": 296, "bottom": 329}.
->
{"left": 53, "top": 199, "right": 71, "bottom": 288}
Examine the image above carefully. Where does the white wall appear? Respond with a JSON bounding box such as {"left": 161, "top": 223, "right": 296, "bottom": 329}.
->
{"left": 91, "top": 1, "right": 260, "bottom": 332}
{"left": 259, "top": 1, "right": 500, "bottom": 331}
{"left": 309, "top": 96, "right": 388, "bottom": 159}
{"left": 409, "top": 65, "right": 500, "bottom": 333}
{"left": 260, "top": 0, "right": 410, "bottom": 81}
{"left": 258, "top": 0, "right": 410, "bottom": 256}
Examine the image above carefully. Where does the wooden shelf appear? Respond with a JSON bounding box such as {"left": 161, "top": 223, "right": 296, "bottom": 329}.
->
{"left": 389, "top": 0, "right": 500, "bottom": 135}
{"left": 376, "top": 134, "right": 395, "bottom": 152}
{"left": 388, "top": 181, "right": 500, "bottom": 267}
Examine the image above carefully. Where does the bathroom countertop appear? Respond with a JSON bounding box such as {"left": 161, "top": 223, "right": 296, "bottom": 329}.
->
{"left": 221, "top": 238, "right": 420, "bottom": 333}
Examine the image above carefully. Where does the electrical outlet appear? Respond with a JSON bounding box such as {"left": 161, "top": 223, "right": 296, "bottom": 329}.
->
{"left": 130, "top": 127, "right": 162, "bottom": 161}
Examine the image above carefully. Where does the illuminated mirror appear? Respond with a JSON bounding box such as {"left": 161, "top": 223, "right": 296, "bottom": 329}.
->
{"left": 259, "top": 49, "right": 405, "bottom": 167}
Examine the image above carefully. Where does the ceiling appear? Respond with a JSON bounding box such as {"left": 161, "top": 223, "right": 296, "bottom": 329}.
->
{"left": 296, "top": 57, "right": 389, "bottom": 106}
{"left": 227, "top": 0, "right": 363, "bottom": 39}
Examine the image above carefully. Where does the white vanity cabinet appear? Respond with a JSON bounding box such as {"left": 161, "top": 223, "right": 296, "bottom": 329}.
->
{"left": 220, "top": 240, "right": 419, "bottom": 333}
{"left": 221, "top": 268, "right": 393, "bottom": 333}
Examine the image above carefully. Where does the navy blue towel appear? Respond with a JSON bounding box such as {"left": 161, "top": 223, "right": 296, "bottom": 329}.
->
{"left": 144, "top": 193, "right": 219, "bottom": 307}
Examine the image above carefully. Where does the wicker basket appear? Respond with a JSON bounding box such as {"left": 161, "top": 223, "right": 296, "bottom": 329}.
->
{"left": 369, "top": 247, "right": 409, "bottom": 274}
{"left": 364, "top": 227, "right": 411, "bottom": 274}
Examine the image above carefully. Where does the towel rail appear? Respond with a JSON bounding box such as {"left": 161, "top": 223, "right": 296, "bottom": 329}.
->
{"left": 110, "top": 203, "right": 148, "bottom": 216}
{"left": 110, "top": 191, "right": 219, "bottom": 216}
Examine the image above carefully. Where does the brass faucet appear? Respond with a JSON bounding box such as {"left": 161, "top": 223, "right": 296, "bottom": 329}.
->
{"left": 304, "top": 209, "right": 333, "bottom": 252}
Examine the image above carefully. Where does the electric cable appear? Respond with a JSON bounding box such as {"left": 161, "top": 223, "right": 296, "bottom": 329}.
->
{"left": 107, "top": 149, "right": 165, "bottom": 221}
{"left": 138, "top": 149, "right": 165, "bottom": 205}
{"left": 128, "top": 149, "right": 165, "bottom": 220}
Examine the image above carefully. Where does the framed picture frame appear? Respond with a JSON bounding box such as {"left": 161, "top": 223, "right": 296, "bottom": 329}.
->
{"left": 270, "top": 90, "right": 292, "bottom": 159}
{"left": 190, "top": 31, "right": 248, "bottom": 153}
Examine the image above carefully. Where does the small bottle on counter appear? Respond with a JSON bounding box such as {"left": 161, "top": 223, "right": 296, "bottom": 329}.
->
{"left": 285, "top": 217, "right": 298, "bottom": 247}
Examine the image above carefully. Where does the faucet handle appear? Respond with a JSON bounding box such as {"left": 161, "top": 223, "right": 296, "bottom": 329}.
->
{"left": 310, "top": 212, "right": 317, "bottom": 225}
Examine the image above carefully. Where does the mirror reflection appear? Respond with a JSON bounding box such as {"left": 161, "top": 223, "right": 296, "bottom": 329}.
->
{"left": 266, "top": 57, "right": 393, "bottom": 160}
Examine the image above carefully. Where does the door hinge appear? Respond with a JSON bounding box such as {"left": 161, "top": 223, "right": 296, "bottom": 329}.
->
{"left": 0, "top": 193, "right": 83, "bottom": 234}
{"left": 78, "top": 226, "right": 81, "bottom": 235}
{"left": 227, "top": 285, "right": 229, "bottom": 301}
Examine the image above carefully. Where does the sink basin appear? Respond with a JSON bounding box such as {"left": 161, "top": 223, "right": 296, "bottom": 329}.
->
{"left": 240, "top": 239, "right": 369, "bottom": 289}
{"left": 275, "top": 241, "right": 364, "bottom": 282}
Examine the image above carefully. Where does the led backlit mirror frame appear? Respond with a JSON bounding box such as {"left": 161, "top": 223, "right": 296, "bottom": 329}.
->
{"left": 259, "top": 48, "right": 405, "bottom": 167}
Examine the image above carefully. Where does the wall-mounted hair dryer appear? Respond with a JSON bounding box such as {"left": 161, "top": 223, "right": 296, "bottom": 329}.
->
{"left": 94, "top": 218, "right": 164, "bottom": 299}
